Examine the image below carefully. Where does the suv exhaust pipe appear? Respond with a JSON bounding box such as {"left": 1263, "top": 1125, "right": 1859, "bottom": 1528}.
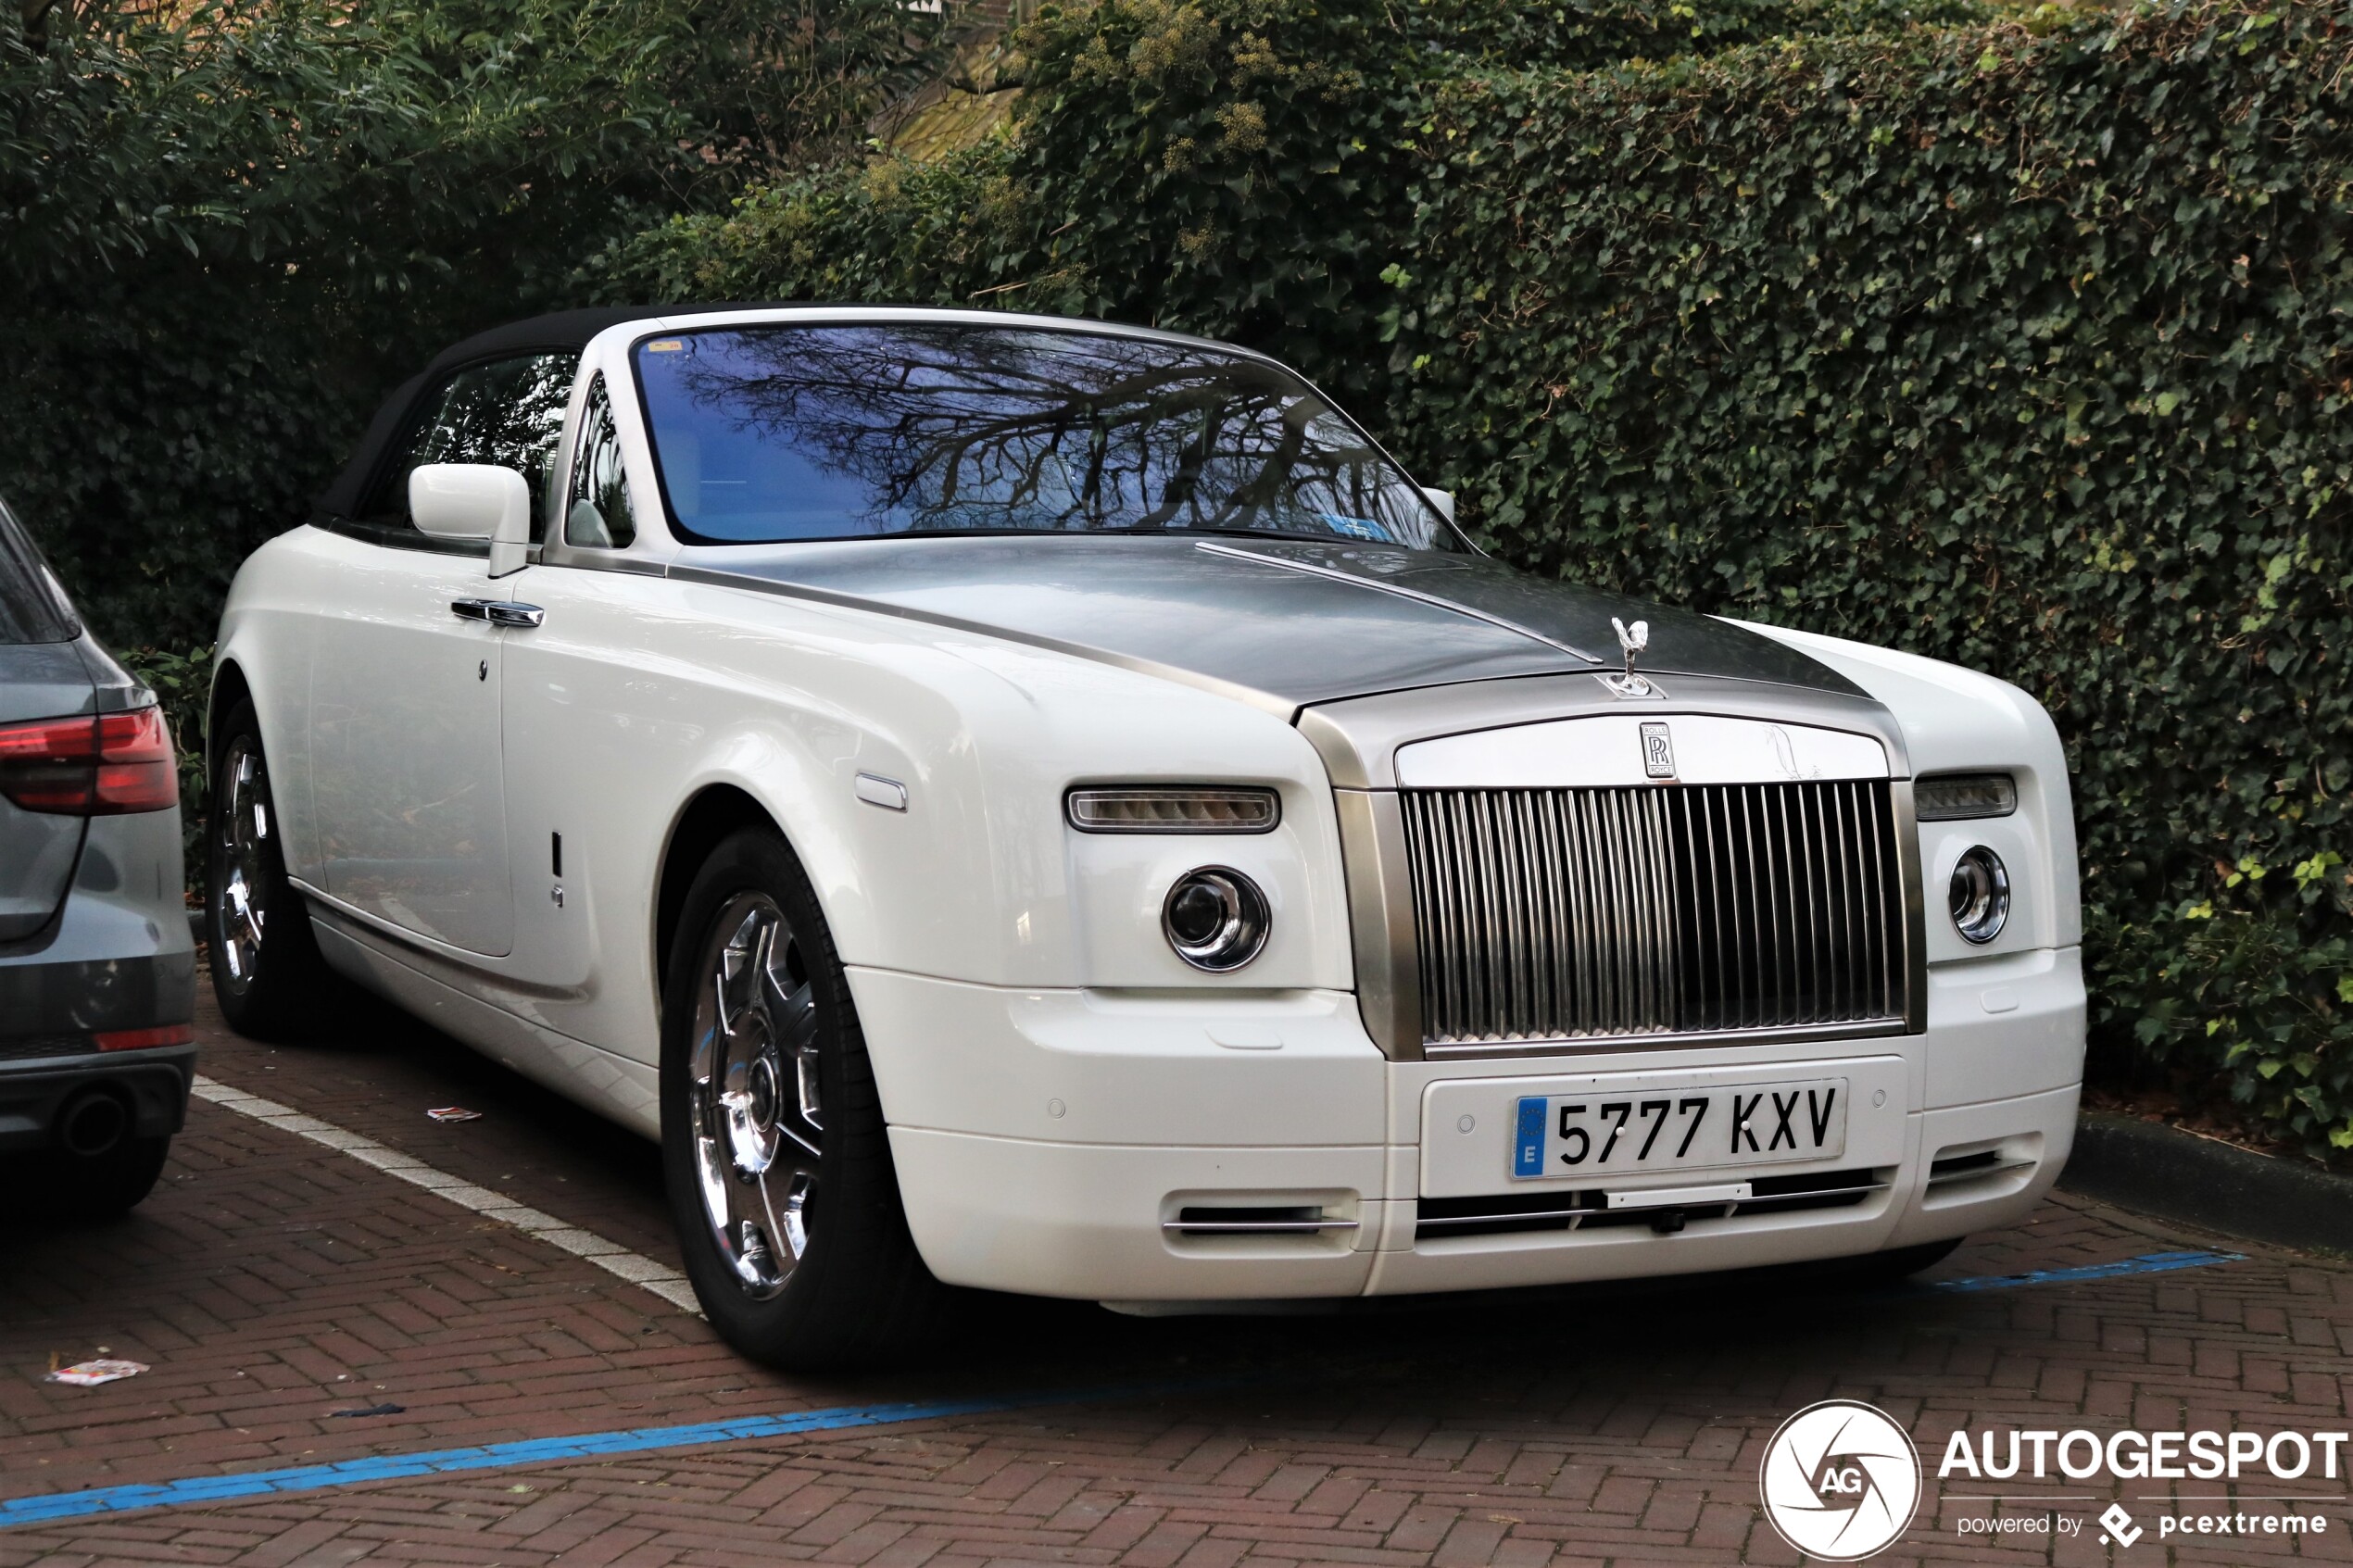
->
{"left": 57, "top": 1090, "right": 130, "bottom": 1158}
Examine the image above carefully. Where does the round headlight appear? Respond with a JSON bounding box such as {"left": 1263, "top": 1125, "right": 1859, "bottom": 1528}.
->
{"left": 1162, "top": 867, "right": 1269, "bottom": 972}
{"left": 1948, "top": 846, "right": 2010, "bottom": 944}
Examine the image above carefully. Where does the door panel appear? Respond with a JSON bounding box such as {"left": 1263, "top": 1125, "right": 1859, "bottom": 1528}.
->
{"left": 297, "top": 347, "right": 579, "bottom": 960}
{"left": 497, "top": 564, "right": 642, "bottom": 1045}
{"left": 309, "top": 547, "right": 513, "bottom": 955}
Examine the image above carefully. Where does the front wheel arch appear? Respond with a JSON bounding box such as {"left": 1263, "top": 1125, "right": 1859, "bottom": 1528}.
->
{"left": 205, "top": 659, "right": 254, "bottom": 780}
{"left": 205, "top": 695, "right": 337, "bottom": 1037}
{"left": 652, "top": 784, "right": 783, "bottom": 1023}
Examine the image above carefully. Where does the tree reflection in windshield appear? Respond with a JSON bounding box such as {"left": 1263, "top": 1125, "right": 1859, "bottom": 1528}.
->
{"left": 634, "top": 323, "right": 1460, "bottom": 550}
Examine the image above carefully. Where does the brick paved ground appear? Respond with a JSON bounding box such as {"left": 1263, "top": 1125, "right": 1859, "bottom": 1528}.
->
{"left": 0, "top": 982, "right": 2347, "bottom": 1565}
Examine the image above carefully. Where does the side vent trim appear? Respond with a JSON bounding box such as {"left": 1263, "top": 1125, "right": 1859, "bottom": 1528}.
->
{"left": 1165, "top": 1204, "right": 1359, "bottom": 1237}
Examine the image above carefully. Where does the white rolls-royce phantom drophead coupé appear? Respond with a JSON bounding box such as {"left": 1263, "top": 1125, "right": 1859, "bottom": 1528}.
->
{"left": 208, "top": 306, "right": 2083, "bottom": 1366}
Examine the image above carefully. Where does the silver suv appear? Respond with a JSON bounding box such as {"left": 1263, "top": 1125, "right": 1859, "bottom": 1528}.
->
{"left": 0, "top": 498, "right": 195, "bottom": 1217}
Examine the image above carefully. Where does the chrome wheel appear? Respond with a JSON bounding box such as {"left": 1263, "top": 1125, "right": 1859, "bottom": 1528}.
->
{"left": 215, "top": 739, "right": 273, "bottom": 992}
{"left": 687, "top": 892, "right": 822, "bottom": 1300}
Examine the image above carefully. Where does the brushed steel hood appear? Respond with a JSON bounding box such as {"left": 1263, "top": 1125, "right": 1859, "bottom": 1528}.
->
{"left": 673, "top": 533, "right": 1862, "bottom": 714}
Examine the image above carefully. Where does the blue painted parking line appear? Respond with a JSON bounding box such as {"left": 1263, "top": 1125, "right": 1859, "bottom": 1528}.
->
{"left": 0, "top": 1379, "right": 1217, "bottom": 1529}
{"left": 1931, "top": 1248, "right": 2246, "bottom": 1293}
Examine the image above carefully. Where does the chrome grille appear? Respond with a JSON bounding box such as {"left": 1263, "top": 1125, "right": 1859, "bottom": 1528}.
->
{"left": 1401, "top": 781, "right": 1907, "bottom": 1046}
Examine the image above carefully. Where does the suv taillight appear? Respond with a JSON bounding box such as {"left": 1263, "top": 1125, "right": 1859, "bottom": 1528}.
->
{"left": 0, "top": 706, "right": 178, "bottom": 815}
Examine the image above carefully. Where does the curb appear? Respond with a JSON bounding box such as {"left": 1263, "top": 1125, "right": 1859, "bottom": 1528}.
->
{"left": 2058, "top": 1111, "right": 2353, "bottom": 1255}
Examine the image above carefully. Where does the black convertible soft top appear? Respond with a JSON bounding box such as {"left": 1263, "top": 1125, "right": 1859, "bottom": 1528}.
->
{"left": 313, "top": 304, "right": 785, "bottom": 520}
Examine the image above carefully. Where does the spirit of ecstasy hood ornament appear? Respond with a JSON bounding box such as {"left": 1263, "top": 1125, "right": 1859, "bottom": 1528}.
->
{"left": 1603, "top": 616, "right": 1659, "bottom": 699}
{"left": 1613, "top": 617, "right": 1649, "bottom": 675}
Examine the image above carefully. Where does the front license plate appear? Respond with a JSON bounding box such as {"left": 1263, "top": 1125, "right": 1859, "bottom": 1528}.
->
{"left": 1510, "top": 1078, "right": 1848, "bottom": 1179}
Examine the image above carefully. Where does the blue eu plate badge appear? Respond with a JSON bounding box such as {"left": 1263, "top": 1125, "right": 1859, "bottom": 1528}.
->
{"left": 1514, "top": 1098, "right": 1547, "bottom": 1178}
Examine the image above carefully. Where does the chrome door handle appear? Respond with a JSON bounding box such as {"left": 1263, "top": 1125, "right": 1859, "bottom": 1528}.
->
{"left": 449, "top": 599, "right": 545, "bottom": 629}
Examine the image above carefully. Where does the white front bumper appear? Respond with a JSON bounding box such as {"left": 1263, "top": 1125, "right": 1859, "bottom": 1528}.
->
{"left": 854, "top": 948, "right": 2084, "bottom": 1302}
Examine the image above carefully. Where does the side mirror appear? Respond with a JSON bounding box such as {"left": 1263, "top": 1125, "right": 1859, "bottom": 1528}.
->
{"left": 1420, "top": 486, "right": 1457, "bottom": 525}
{"left": 409, "top": 464, "right": 532, "bottom": 579}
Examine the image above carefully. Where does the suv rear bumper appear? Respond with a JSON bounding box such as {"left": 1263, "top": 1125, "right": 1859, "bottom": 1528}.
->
{"left": 0, "top": 945, "right": 195, "bottom": 1039}
{"left": 0, "top": 1043, "right": 195, "bottom": 1154}
{"left": 0, "top": 805, "right": 195, "bottom": 1036}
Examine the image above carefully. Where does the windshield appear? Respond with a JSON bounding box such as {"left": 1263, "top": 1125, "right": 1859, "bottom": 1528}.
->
{"left": 632, "top": 323, "right": 1465, "bottom": 550}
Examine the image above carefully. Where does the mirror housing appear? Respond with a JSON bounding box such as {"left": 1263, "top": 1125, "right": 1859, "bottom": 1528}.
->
{"left": 409, "top": 464, "right": 532, "bottom": 578}
{"left": 1419, "top": 486, "right": 1457, "bottom": 525}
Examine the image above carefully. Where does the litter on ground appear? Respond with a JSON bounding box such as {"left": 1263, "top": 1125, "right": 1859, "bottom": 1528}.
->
{"left": 45, "top": 1360, "right": 147, "bottom": 1386}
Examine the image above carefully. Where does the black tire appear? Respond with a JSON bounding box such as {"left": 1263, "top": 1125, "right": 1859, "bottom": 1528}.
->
{"left": 207, "top": 699, "right": 338, "bottom": 1038}
{"left": 44, "top": 1136, "right": 170, "bottom": 1221}
{"left": 660, "top": 826, "right": 949, "bottom": 1370}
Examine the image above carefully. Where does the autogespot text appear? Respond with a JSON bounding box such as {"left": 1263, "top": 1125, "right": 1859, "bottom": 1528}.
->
{"left": 1940, "top": 1427, "right": 2352, "bottom": 1480}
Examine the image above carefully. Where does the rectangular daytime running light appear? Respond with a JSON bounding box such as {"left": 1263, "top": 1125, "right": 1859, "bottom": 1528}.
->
{"left": 1915, "top": 772, "right": 2019, "bottom": 822}
{"left": 1066, "top": 787, "right": 1279, "bottom": 834}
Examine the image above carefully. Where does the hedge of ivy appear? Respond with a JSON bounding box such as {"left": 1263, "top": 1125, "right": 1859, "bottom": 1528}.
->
{"left": 608, "top": 0, "right": 1978, "bottom": 412}
{"left": 610, "top": 0, "right": 2353, "bottom": 1157}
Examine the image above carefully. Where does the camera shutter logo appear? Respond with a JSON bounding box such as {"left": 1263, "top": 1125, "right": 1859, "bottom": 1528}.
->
{"left": 1758, "top": 1399, "right": 1921, "bottom": 1561}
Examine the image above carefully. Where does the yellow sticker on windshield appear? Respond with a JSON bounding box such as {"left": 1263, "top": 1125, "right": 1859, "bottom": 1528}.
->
{"left": 646, "top": 339, "right": 685, "bottom": 353}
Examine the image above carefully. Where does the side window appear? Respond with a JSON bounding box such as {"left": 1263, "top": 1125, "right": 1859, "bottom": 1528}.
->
{"left": 565, "top": 375, "right": 637, "bottom": 550}
{"left": 0, "top": 502, "right": 76, "bottom": 645}
{"left": 364, "top": 352, "right": 576, "bottom": 540}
